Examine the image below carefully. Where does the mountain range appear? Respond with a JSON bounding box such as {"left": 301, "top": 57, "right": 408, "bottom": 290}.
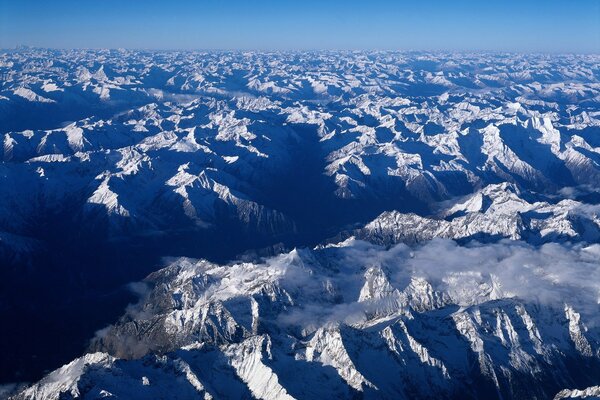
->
{"left": 1, "top": 49, "right": 599, "bottom": 399}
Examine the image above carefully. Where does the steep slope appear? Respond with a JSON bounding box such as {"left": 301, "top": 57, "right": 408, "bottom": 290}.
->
{"left": 2, "top": 49, "right": 600, "bottom": 389}
{"left": 2, "top": 51, "right": 600, "bottom": 257}
{"left": 15, "top": 239, "right": 600, "bottom": 400}
{"left": 356, "top": 183, "right": 600, "bottom": 245}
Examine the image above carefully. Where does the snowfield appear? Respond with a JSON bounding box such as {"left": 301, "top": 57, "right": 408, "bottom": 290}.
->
{"left": 15, "top": 240, "right": 600, "bottom": 399}
{"left": 1, "top": 49, "right": 600, "bottom": 399}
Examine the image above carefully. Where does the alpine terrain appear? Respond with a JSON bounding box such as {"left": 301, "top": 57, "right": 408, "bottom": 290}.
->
{"left": 1, "top": 49, "right": 599, "bottom": 399}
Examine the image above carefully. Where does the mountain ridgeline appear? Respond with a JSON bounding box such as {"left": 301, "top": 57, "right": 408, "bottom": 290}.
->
{"left": 1, "top": 49, "right": 600, "bottom": 399}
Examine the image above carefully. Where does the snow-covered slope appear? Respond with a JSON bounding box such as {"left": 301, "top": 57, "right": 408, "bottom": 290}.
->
{"left": 2, "top": 50, "right": 600, "bottom": 395}
{"left": 2, "top": 99, "right": 298, "bottom": 238}
{"left": 555, "top": 386, "right": 600, "bottom": 399}
{"left": 14, "top": 239, "right": 600, "bottom": 400}
{"left": 2, "top": 50, "right": 600, "bottom": 254}
{"left": 1, "top": 51, "right": 600, "bottom": 270}
{"left": 357, "top": 183, "right": 600, "bottom": 245}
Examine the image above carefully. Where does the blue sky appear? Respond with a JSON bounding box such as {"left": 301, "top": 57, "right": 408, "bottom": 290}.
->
{"left": 1, "top": 0, "right": 598, "bottom": 52}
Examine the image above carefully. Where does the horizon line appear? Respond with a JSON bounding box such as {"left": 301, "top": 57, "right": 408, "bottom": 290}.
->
{"left": 2, "top": 46, "right": 599, "bottom": 56}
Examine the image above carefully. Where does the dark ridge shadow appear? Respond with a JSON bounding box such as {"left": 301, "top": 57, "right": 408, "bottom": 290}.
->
{"left": 497, "top": 123, "right": 574, "bottom": 187}
{"left": 0, "top": 90, "right": 153, "bottom": 134}
{"left": 266, "top": 349, "right": 360, "bottom": 399}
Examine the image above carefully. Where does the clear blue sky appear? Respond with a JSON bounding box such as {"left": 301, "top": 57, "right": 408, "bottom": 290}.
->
{"left": 1, "top": 0, "right": 598, "bottom": 52}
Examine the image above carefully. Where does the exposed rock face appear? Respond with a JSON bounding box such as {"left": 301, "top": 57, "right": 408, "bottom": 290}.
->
{"left": 16, "top": 240, "right": 600, "bottom": 400}
{"left": 356, "top": 183, "right": 600, "bottom": 245}
{"left": 3, "top": 50, "right": 600, "bottom": 397}
{"left": 2, "top": 51, "right": 600, "bottom": 251}
{"left": 555, "top": 386, "right": 600, "bottom": 400}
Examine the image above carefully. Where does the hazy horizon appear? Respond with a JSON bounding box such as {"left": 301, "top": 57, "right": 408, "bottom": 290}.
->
{"left": 3, "top": 46, "right": 600, "bottom": 55}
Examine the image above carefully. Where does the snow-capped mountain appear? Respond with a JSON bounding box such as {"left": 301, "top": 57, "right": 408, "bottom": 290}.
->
{"left": 2, "top": 50, "right": 600, "bottom": 252}
{"left": 355, "top": 182, "right": 600, "bottom": 245}
{"left": 555, "top": 386, "right": 600, "bottom": 399}
{"left": 2, "top": 49, "right": 600, "bottom": 397}
{"left": 13, "top": 239, "right": 600, "bottom": 399}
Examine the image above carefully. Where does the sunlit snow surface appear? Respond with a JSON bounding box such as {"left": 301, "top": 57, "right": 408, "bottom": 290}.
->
{"left": 2, "top": 49, "right": 600, "bottom": 399}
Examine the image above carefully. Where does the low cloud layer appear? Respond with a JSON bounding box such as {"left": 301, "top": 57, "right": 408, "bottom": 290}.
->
{"left": 274, "top": 239, "right": 600, "bottom": 329}
{"left": 101, "top": 238, "right": 600, "bottom": 348}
